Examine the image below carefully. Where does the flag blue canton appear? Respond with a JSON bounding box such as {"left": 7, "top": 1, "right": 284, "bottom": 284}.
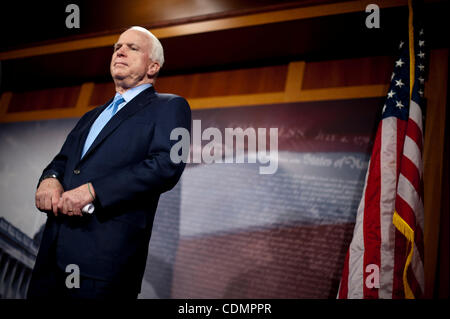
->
{"left": 382, "top": 28, "right": 427, "bottom": 121}
{"left": 411, "top": 29, "right": 427, "bottom": 106}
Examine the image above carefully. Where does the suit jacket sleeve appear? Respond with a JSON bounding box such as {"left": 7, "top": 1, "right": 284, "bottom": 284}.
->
{"left": 90, "top": 96, "right": 191, "bottom": 209}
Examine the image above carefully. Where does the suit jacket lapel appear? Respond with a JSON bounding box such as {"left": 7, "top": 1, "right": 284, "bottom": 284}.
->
{"left": 75, "top": 99, "right": 112, "bottom": 161}
{"left": 78, "top": 86, "right": 156, "bottom": 163}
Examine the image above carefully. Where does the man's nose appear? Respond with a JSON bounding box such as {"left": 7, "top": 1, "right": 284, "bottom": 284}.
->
{"left": 116, "top": 46, "right": 127, "bottom": 56}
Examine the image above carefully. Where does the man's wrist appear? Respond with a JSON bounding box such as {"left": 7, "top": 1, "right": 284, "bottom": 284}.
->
{"left": 38, "top": 171, "right": 60, "bottom": 187}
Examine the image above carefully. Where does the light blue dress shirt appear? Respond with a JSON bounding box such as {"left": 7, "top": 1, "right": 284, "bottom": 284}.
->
{"left": 81, "top": 83, "right": 152, "bottom": 159}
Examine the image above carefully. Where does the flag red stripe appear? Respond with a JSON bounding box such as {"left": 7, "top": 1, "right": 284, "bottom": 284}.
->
{"left": 407, "top": 263, "right": 423, "bottom": 298}
{"left": 399, "top": 157, "right": 421, "bottom": 196}
{"left": 395, "top": 194, "right": 417, "bottom": 228}
{"left": 406, "top": 118, "right": 423, "bottom": 152}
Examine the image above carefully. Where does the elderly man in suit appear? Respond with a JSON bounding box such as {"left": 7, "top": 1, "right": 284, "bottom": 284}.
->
{"left": 27, "top": 26, "right": 191, "bottom": 299}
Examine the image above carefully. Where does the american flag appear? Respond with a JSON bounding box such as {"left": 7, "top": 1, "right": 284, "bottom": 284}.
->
{"left": 338, "top": 0, "right": 426, "bottom": 299}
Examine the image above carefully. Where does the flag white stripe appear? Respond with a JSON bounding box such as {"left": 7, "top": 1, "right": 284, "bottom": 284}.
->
{"left": 346, "top": 160, "right": 370, "bottom": 298}
{"left": 412, "top": 244, "right": 425, "bottom": 293}
{"left": 397, "top": 174, "right": 424, "bottom": 228}
{"left": 379, "top": 118, "right": 397, "bottom": 298}
{"left": 403, "top": 136, "right": 423, "bottom": 178}
{"left": 409, "top": 100, "right": 423, "bottom": 132}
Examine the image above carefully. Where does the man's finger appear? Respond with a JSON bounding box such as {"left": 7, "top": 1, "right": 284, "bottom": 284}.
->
{"left": 67, "top": 197, "right": 76, "bottom": 215}
{"left": 57, "top": 198, "right": 63, "bottom": 211}
{"left": 74, "top": 208, "right": 82, "bottom": 216}
{"left": 36, "top": 197, "right": 41, "bottom": 210}
{"left": 63, "top": 199, "right": 71, "bottom": 216}
{"left": 52, "top": 196, "right": 59, "bottom": 217}
{"left": 62, "top": 199, "right": 68, "bottom": 215}
{"left": 44, "top": 195, "right": 52, "bottom": 211}
{"left": 39, "top": 197, "right": 45, "bottom": 211}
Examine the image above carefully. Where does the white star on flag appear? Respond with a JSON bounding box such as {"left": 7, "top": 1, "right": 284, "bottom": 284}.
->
{"left": 399, "top": 41, "right": 405, "bottom": 49}
{"left": 418, "top": 76, "right": 424, "bottom": 84}
{"left": 419, "top": 40, "right": 425, "bottom": 47}
{"left": 395, "top": 59, "right": 405, "bottom": 67}
{"left": 382, "top": 104, "right": 387, "bottom": 113}
{"left": 387, "top": 90, "right": 396, "bottom": 98}
{"left": 418, "top": 64, "right": 425, "bottom": 71}
{"left": 391, "top": 72, "right": 396, "bottom": 80}
{"left": 418, "top": 51, "right": 425, "bottom": 58}
{"left": 395, "top": 79, "right": 405, "bottom": 87}
{"left": 420, "top": 28, "right": 424, "bottom": 35}
{"left": 418, "top": 90, "right": 424, "bottom": 97}
{"left": 395, "top": 100, "right": 404, "bottom": 109}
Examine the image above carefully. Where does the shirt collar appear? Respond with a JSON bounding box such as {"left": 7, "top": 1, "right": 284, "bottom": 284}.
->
{"left": 115, "top": 83, "right": 152, "bottom": 103}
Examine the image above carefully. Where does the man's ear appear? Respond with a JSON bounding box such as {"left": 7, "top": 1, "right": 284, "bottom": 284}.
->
{"left": 147, "top": 61, "right": 160, "bottom": 78}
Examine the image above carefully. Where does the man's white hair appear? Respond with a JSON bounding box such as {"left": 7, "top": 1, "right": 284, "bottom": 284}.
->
{"left": 129, "top": 26, "right": 165, "bottom": 68}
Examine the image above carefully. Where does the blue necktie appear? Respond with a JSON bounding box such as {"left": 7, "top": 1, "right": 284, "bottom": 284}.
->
{"left": 81, "top": 95, "right": 125, "bottom": 158}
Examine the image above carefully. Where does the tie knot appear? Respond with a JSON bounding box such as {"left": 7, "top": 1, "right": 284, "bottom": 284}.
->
{"left": 113, "top": 94, "right": 125, "bottom": 105}
{"left": 110, "top": 95, "right": 125, "bottom": 114}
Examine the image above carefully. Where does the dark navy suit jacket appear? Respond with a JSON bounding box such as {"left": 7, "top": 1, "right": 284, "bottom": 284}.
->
{"left": 28, "top": 86, "right": 191, "bottom": 295}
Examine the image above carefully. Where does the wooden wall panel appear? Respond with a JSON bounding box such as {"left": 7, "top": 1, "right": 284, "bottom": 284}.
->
{"left": 436, "top": 110, "right": 449, "bottom": 298}
{"left": 155, "top": 65, "right": 288, "bottom": 98}
{"left": 302, "top": 56, "right": 394, "bottom": 89}
{"left": 89, "top": 82, "right": 116, "bottom": 107}
{"left": 88, "top": 65, "right": 288, "bottom": 107}
{"left": 7, "top": 86, "right": 80, "bottom": 113}
{"left": 422, "top": 49, "right": 449, "bottom": 298}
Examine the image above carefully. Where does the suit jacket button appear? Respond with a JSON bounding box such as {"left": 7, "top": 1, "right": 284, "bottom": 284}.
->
{"left": 73, "top": 169, "right": 81, "bottom": 175}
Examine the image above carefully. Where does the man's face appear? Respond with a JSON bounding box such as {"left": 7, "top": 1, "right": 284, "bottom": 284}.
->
{"left": 110, "top": 29, "right": 154, "bottom": 86}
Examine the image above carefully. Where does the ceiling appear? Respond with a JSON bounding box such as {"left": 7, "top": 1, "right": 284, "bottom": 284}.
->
{"left": 0, "top": 0, "right": 331, "bottom": 50}
{"left": 0, "top": 0, "right": 448, "bottom": 92}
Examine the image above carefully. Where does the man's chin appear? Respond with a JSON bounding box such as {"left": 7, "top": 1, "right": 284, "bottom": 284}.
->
{"left": 112, "top": 73, "right": 126, "bottom": 81}
{"left": 112, "top": 77, "right": 138, "bottom": 90}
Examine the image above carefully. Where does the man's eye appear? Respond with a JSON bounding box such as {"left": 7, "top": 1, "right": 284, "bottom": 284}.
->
{"left": 131, "top": 47, "right": 138, "bottom": 51}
